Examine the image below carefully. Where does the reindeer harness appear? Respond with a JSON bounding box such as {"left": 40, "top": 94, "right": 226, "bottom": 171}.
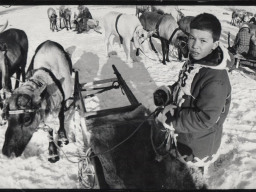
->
{"left": 115, "top": 14, "right": 143, "bottom": 45}
{"left": 7, "top": 67, "right": 65, "bottom": 116}
{"left": 155, "top": 16, "right": 183, "bottom": 44}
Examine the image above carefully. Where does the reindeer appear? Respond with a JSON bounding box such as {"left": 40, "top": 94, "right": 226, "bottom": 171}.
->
{"left": 59, "top": 6, "right": 72, "bottom": 30}
{"left": 139, "top": 11, "right": 186, "bottom": 64}
{"left": 135, "top": 5, "right": 151, "bottom": 18}
{"left": 47, "top": 7, "right": 59, "bottom": 32}
{"left": 103, "top": 11, "right": 154, "bottom": 63}
{"left": 2, "top": 40, "right": 73, "bottom": 163}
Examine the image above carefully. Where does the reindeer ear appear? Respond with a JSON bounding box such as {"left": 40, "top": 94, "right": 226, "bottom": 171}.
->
{"left": 33, "top": 84, "right": 47, "bottom": 104}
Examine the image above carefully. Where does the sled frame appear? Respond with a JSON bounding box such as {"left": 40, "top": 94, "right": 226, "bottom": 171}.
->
{"left": 72, "top": 64, "right": 141, "bottom": 119}
{"left": 228, "top": 32, "right": 256, "bottom": 69}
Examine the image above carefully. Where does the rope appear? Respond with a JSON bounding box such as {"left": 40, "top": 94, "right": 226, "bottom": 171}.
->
{"left": 93, "top": 29, "right": 102, "bottom": 34}
{"left": 36, "top": 122, "right": 96, "bottom": 188}
{"left": 78, "top": 148, "right": 96, "bottom": 189}
{"left": 138, "top": 48, "right": 158, "bottom": 61}
{"left": 10, "top": 76, "right": 24, "bottom": 84}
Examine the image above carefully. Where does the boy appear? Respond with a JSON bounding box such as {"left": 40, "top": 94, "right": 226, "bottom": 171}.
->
{"left": 154, "top": 13, "right": 232, "bottom": 166}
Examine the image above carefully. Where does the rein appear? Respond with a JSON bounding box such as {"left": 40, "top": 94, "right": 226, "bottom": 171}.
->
{"left": 84, "top": 108, "right": 160, "bottom": 159}
{"left": 69, "top": 106, "right": 181, "bottom": 161}
{"left": 138, "top": 48, "right": 158, "bottom": 61}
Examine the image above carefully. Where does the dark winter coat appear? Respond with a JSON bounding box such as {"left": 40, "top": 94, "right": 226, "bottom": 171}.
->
{"left": 169, "top": 45, "right": 232, "bottom": 161}
{"left": 232, "top": 27, "right": 251, "bottom": 56}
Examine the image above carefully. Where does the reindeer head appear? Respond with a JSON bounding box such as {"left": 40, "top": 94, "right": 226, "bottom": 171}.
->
{"left": 176, "top": 35, "right": 189, "bottom": 58}
{"left": 2, "top": 81, "right": 46, "bottom": 158}
{"left": 133, "top": 25, "right": 155, "bottom": 50}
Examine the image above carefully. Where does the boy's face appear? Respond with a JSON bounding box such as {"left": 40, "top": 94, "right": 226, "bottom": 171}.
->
{"left": 188, "top": 29, "right": 219, "bottom": 60}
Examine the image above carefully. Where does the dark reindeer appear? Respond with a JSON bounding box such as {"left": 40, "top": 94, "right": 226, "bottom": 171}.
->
{"left": 47, "top": 7, "right": 59, "bottom": 32}
{"left": 176, "top": 16, "right": 195, "bottom": 61}
{"left": 83, "top": 105, "right": 206, "bottom": 189}
{"left": 2, "top": 40, "right": 73, "bottom": 163}
{"left": 151, "top": 6, "right": 183, "bottom": 22}
{"left": 139, "top": 11, "right": 186, "bottom": 64}
{"left": 135, "top": 5, "right": 151, "bottom": 18}
{"left": 0, "top": 23, "right": 28, "bottom": 93}
{"left": 59, "top": 6, "right": 72, "bottom": 30}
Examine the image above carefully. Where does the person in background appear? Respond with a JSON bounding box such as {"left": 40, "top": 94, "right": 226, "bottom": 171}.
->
{"left": 74, "top": 6, "right": 93, "bottom": 33}
{"left": 153, "top": 13, "right": 232, "bottom": 170}
{"left": 249, "top": 14, "right": 256, "bottom": 25}
{"left": 229, "top": 23, "right": 251, "bottom": 56}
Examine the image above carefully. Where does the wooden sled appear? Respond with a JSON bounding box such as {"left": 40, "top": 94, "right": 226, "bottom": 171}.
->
{"left": 72, "top": 64, "right": 141, "bottom": 119}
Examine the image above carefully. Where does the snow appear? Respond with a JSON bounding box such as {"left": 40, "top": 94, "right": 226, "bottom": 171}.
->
{"left": 0, "top": 4, "right": 255, "bottom": 189}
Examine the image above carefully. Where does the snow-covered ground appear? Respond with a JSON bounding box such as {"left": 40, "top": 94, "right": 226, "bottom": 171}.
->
{"left": 0, "top": 4, "right": 255, "bottom": 189}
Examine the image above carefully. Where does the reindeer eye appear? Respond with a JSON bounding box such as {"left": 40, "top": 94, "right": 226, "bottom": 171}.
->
{"left": 23, "top": 114, "right": 32, "bottom": 126}
{"left": 24, "top": 116, "right": 30, "bottom": 123}
{"left": 141, "top": 34, "right": 144, "bottom": 38}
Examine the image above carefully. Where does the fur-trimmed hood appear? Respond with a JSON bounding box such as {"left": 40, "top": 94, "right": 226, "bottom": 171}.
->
{"left": 189, "top": 43, "right": 230, "bottom": 70}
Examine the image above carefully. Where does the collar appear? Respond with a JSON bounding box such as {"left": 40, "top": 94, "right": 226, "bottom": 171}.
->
{"left": 189, "top": 46, "right": 222, "bottom": 66}
{"left": 188, "top": 44, "right": 230, "bottom": 70}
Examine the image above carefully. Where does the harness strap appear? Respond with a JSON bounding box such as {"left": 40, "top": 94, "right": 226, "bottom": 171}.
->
{"left": 33, "top": 67, "right": 66, "bottom": 102}
{"left": 8, "top": 109, "right": 36, "bottom": 114}
{"left": 28, "top": 78, "right": 44, "bottom": 87}
{"left": 115, "top": 13, "right": 123, "bottom": 44}
{"left": 156, "top": 16, "right": 164, "bottom": 37}
{"left": 168, "top": 28, "right": 181, "bottom": 44}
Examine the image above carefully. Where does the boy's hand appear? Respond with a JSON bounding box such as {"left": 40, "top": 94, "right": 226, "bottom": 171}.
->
{"left": 157, "top": 104, "right": 177, "bottom": 130}
{"left": 153, "top": 85, "right": 171, "bottom": 106}
{"left": 154, "top": 89, "right": 168, "bottom": 106}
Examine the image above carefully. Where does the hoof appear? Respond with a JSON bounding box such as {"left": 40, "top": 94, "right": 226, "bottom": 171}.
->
{"left": 0, "top": 120, "right": 7, "bottom": 126}
{"left": 48, "top": 155, "right": 60, "bottom": 163}
{"left": 136, "top": 49, "right": 140, "bottom": 56}
{"left": 57, "top": 138, "right": 69, "bottom": 147}
{"left": 58, "top": 130, "right": 69, "bottom": 146}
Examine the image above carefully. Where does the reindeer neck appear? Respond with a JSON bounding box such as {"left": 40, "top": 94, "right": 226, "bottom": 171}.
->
{"left": 32, "top": 70, "right": 64, "bottom": 111}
